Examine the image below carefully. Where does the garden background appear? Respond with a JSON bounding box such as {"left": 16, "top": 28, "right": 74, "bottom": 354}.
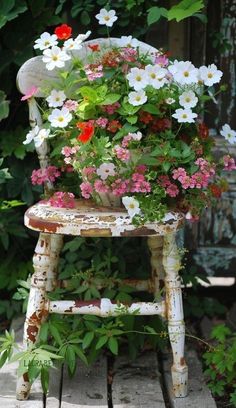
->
{"left": 0, "top": 0, "right": 235, "bottom": 404}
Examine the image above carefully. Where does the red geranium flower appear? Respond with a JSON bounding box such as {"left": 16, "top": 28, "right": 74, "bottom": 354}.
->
{"left": 76, "top": 122, "right": 94, "bottom": 143}
{"left": 54, "top": 24, "right": 72, "bottom": 40}
{"left": 139, "top": 110, "right": 153, "bottom": 124}
{"left": 88, "top": 44, "right": 100, "bottom": 52}
{"left": 209, "top": 184, "right": 222, "bottom": 198}
{"left": 107, "top": 120, "right": 122, "bottom": 133}
{"left": 151, "top": 118, "right": 171, "bottom": 132}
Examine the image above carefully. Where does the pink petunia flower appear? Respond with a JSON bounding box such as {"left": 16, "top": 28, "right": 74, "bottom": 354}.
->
{"left": 80, "top": 181, "right": 93, "bottom": 199}
{"left": 21, "top": 85, "right": 38, "bottom": 101}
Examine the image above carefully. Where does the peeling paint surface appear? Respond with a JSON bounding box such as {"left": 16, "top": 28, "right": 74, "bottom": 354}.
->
{"left": 24, "top": 201, "right": 184, "bottom": 237}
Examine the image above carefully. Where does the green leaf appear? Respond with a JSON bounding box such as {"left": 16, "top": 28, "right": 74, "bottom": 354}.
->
{"left": 168, "top": 0, "right": 204, "bottom": 22}
{"left": 102, "top": 93, "right": 121, "bottom": 105}
{"left": 147, "top": 7, "right": 168, "bottom": 25}
{"left": 80, "top": 10, "right": 90, "bottom": 25}
{"left": 79, "top": 86, "right": 98, "bottom": 101}
{"left": 108, "top": 337, "right": 118, "bottom": 355}
{"left": 0, "top": 0, "right": 27, "bottom": 29}
{"left": 41, "top": 367, "right": 49, "bottom": 394}
{"left": 66, "top": 345, "right": 76, "bottom": 375}
{"left": 211, "top": 324, "right": 231, "bottom": 342}
{"left": 82, "top": 332, "right": 94, "bottom": 349}
{"left": 49, "top": 324, "right": 63, "bottom": 346}
{"left": 142, "top": 104, "right": 159, "bottom": 114}
{"left": 95, "top": 335, "right": 108, "bottom": 350}
{"left": 0, "top": 350, "right": 8, "bottom": 368}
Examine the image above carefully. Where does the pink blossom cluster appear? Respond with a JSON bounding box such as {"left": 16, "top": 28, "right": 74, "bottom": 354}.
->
{"left": 172, "top": 161, "right": 214, "bottom": 190}
{"left": 158, "top": 175, "right": 179, "bottom": 197}
{"left": 154, "top": 52, "right": 169, "bottom": 67}
{"left": 63, "top": 99, "right": 78, "bottom": 111}
{"left": 101, "top": 102, "right": 120, "bottom": 115}
{"left": 80, "top": 181, "right": 93, "bottom": 198}
{"left": 94, "top": 179, "right": 109, "bottom": 193}
{"left": 82, "top": 166, "right": 96, "bottom": 179}
{"left": 84, "top": 64, "right": 103, "bottom": 81}
{"left": 111, "top": 178, "right": 130, "bottom": 196}
{"left": 130, "top": 173, "right": 151, "bottom": 193}
{"left": 31, "top": 166, "right": 61, "bottom": 185}
{"left": 48, "top": 191, "right": 75, "bottom": 208}
{"left": 96, "top": 117, "right": 109, "bottom": 128}
{"left": 223, "top": 155, "right": 236, "bottom": 171}
{"left": 114, "top": 145, "right": 130, "bottom": 161}
{"left": 120, "top": 48, "right": 137, "bottom": 62}
{"left": 61, "top": 146, "right": 78, "bottom": 157}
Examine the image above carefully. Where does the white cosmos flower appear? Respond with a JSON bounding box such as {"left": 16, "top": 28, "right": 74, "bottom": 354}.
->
{"left": 46, "top": 90, "right": 66, "bottom": 107}
{"left": 179, "top": 91, "right": 198, "bottom": 109}
{"left": 199, "top": 64, "right": 223, "bottom": 86}
{"left": 48, "top": 107, "right": 72, "bottom": 128}
{"left": 220, "top": 124, "right": 236, "bottom": 145}
{"left": 34, "top": 129, "right": 51, "bottom": 148}
{"left": 129, "top": 131, "right": 142, "bottom": 141}
{"left": 97, "top": 163, "right": 116, "bottom": 180}
{"left": 122, "top": 196, "right": 141, "bottom": 218}
{"left": 128, "top": 90, "right": 147, "bottom": 106}
{"left": 145, "top": 65, "right": 168, "bottom": 89}
{"left": 75, "top": 31, "right": 91, "bottom": 43}
{"left": 42, "top": 46, "right": 71, "bottom": 71}
{"left": 119, "top": 36, "right": 139, "bottom": 48}
{"left": 126, "top": 67, "right": 148, "bottom": 91}
{"left": 172, "top": 108, "right": 197, "bottom": 123}
{"left": 169, "top": 60, "right": 198, "bottom": 84}
{"left": 34, "top": 32, "right": 58, "bottom": 50}
{"left": 95, "top": 9, "right": 118, "bottom": 27}
{"left": 23, "top": 126, "right": 40, "bottom": 145}
{"left": 165, "top": 98, "right": 175, "bottom": 105}
{"left": 63, "top": 38, "right": 82, "bottom": 51}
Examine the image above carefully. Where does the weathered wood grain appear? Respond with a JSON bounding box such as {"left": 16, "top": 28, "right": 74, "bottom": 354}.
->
{"left": 163, "top": 349, "right": 217, "bottom": 408}
{"left": 112, "top": 352, "right": 165, "bottom": 407}
{"left": 60, "top": 357, "right": 108, "bottom": 407}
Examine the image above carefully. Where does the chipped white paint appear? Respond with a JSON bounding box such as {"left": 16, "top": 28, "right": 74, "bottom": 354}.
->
{"left": 48, "top": 298, "right": 166, "bottom": 317}
{"left": 24, "top": 200, "right": 184, "bottom": 237}
{"left": 148, "top": 236, "right": 165, "bottom": 296}
{"left": 163, "top": 233, "right": 188, "bottom": 398}
{"left": 47, "top": 234, "right": 63, "bottom": 292}
{"left": 16, "top": 233, "right": 51, "bottom": 400}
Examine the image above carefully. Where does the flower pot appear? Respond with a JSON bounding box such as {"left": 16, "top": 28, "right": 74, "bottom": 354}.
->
{"left": 94, "top": 192, "right": 122, "bottom": 207}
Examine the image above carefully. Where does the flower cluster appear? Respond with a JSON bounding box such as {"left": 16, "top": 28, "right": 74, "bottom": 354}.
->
{"left": 22, "top": 11, "right": 236, "bottom": 223}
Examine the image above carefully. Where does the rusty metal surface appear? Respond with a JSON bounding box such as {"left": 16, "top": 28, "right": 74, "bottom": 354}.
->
{"left": 24, "top": 200, "right": 184, "bottom": 237}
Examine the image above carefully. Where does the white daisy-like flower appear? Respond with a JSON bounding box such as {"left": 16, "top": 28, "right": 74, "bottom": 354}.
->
{"left": 75, "top": 31, "right": 91, "bottom": 44}
{"left": 122, "top": 196, "right": 141, "bottom": 218}
{"left": 63, "top": 39, "right": 82, "bottom": 51}
{"left": 97, "top": 163, "right": 116, "bottom": 180}
{"left": 199, "top": 64, "right": 223, "bottom": 87}
{"left": 34, "top": 129, "right": 51, "bottom": 148}
{"left": 145, "top": 65, "right": 168, "bottom": 89}
{"left": 128, "top": 90, "right": 147, "bottom": 106}
{"left": 95, "top": 9, "right": 118, "bottom": 27}
{"left": 179, "top": 91, "right": 198, "bottom": 109}
{"left": 48, "top": 107, "right": 72, "bottom": 128}
{"left": 126, "top": 67, "right": 148, "bottom": 91}
{"left": 42, "top": 46, "right": 71, "bottom": 71}
{"left": 168, "top": 60, "right": 198, "bottom": 84}
{"left": 129, "top": 131, "right": 142, "bottom": 141}
{"left": 23, "top": 126, "right": 39, "bottom": 145}
{"left": 172, "top": 108, "right": 197, "bottom": 123}
{"left": 118, "top": 36, "right": 139, "bottom": 48}
{"left": 165, "top": 98, "right": 175, "bottom": 105}
{"left": 46, "top": 90, "right": 66, "bottom": 107}
{"left": 34, "top": 32, "right": 58, "bottom": 50}
{"left": 220, "top": 124, "right": 236, "bottom": 145}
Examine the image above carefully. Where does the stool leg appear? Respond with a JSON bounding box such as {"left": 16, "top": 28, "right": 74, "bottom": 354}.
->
{"left": 147, "top": 236, "right": 164, "bottom": 296}
{"left": 16, "top": 233, "right": 52, "bottom": 400}
{"left": 46, "top": 234, "right": 63, "bottom": 292}
{"left": 163, "top": 232, "right": 188, "bottom": 398}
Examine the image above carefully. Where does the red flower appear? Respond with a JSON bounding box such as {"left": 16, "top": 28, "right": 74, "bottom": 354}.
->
{"left": 107, "top": 120, "right": 122, "bottom": 133}
{"left": 198, "top": 123, "right": 209, "bottom": 140}
{"left": 151, "top": 118, "right": 171, "bottom": 132}
{"left": 209, "top": 184, "right": 222, "bottom": 198}
{"left": 54, "top": 24, "right": 72, "bottom": 40}
{"left": 76, "top": 122, "right": 94, "bottom": 143}
{"left": 88, "top": 44, "right": 100, "bottom": 52}
{"left": 139, "top": 110, "right": 153, "bottom": 124}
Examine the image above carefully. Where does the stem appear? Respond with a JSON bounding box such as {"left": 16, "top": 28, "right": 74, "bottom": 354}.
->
{"left": 106, "top": 26, "right": 111, "bottom": 46}
{"left": 175, "top": 123, "right": 183, "bottom": 137}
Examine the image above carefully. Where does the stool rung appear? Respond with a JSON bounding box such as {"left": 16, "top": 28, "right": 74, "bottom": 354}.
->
{"left": 48, "top": 298, "right": 166, "bottom": 317}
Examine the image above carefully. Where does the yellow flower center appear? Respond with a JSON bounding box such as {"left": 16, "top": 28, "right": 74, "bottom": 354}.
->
{"left": 58, "top": 117, "right": 64, "bottom": 122}
{"left": 182, "top": 114, "right": 187, "bottom": 118}
{"left": 135, "top": 96, "right": 141, "bottom": 101}
{"left": 207, "top": 72, "right": 213, "bottom": 78}
{"left": 135, "top": 75, "right": 142, "bottom": 81}
{"left": 104, "top": 16, "right": 110, "bottom": 21}
{"left": 52, "top": 55, "right": 58, "bottom": 61}
{"left": 183, "top": 71, "right": 189, "bottom": 77}
{"left": 44, "top": 41, "right": 50, "bottom": 46}
{"left": 185, "top": 97, "right": 190, "bottom": 102}
{"left": 129, "top": 203, "right": 135, "bottom": 209}
{"left": 150, "top": 73, "right": 156, "bottom": 79}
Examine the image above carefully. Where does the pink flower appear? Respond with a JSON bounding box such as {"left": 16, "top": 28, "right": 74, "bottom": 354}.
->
{"left": 31, "top": 166, "right": 60, "bottom": 185}
{"left": 80, "top": 181, "right": 93, "bottom": 199}
{"left": 94, "top": 179, "right": 109, "bottom": 193}
{"left": 195, "top": 158, "right": 215, "bottom": 176}
{"left": 111, "top": 178, "right": 129, "bottom": 196}
{"left": 48, "top": 192, "right": 75, "bottom": 208}
{"left": 85, "top": 64, "right": 103, "bottom": 81}
{"left": 180, "top": 175, "right": 195, "bottom": 189}
{"left": 136, "top": 164, "right": 147, "bottom": 174}
{"left": 122, "top": 135, "right": 132, "bottom": 148}
{"left": 114, "top": 146, "right": 130, "bottom": 162}
{"left": 172, "top": 168, "right": 187, "bottom": 181}
{"left": 61, "top": 146, "right": 78, "bottom": 157}
{"left": 21, "top": 85, "right": 38, "bottom": 101}
{"left": 191, "top": 172, "right": 209, "bottom": 188}
{"left": 154, "top": 54, "right": 169, "bottom": 67}
{"left": 96, "top": 117, "right": 109, "bottom": 128}
{"left": 82, "top": 166, "right": 96, "bottom": 179}
{"left": 158, "top": 175, "right": 171, "bottom": 187}
{"left": 166, "top": 183, "right": 179, "bottom": 197}
{"left": 223, "top": 155, "right": 236, "bottom": 171}
{"left": 121, "top": 48, "right": 137, "bottom": 62}
{"left": 64, "top": 99, "right": 79, "bottom": 111}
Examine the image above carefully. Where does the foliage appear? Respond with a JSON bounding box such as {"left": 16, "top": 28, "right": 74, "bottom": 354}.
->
{"left": 203, "top": 325, "right": 236, "bottom": 406}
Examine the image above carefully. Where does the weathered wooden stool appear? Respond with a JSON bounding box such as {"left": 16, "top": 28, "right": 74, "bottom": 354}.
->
{"left": 16, "top": 37, "right": 188, "bottom": 400}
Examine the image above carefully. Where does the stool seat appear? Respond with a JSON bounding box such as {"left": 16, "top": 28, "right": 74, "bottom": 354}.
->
{"left": 24, "top": 200, "right": 184, "bottom": 237}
